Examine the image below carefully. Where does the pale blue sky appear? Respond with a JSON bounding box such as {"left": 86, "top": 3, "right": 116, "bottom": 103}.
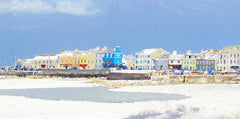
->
{"left": 0, "top": 0, "right": 239, "bottom": 66}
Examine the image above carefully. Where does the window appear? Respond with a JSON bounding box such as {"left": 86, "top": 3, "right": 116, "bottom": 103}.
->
{"left": 136, "top": 55, "right": 138, "bottom": 58}
{"left": 230, "top": 54, "right": 232, "bottom": 57}
{"left": 148, "top": 60, "right": 150, "bottom": 64}
{"left": 230, "top": 60, "right": 232, "bottom": 64}
{"left": 136, "top": 61, "right": 138, "bottom": 64}
{"left": 148, "top": 55, "right": 150, "bottom": 58}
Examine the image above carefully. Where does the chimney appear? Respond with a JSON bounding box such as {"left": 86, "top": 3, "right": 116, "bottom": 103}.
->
{"left": 187, "top": 50, "right": 191, "bottom": 55}
{"left": 61, "top": 49, "right": 65, "bottom": 54}
{"left": 173, "top": 50, "right": 177, "bottom": 55}
{"left": 103, "top": 46, "right": 108, "bottom": 50}
{"left": 96, "top": 46, "right": 100, "bottom": 50}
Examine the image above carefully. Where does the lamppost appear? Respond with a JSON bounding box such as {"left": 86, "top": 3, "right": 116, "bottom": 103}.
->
{"left": 15, "top": 56, "right": 17, "bottom": 68}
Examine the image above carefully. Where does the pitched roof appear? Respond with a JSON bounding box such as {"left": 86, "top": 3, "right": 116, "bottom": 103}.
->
{"left": 221, "top": 46, "right": 240, "bottom": 52}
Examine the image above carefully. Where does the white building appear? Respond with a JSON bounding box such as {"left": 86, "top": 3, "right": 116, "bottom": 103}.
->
{"left": 16, "top": 59, "right": 34, "bottom": 69}
{"left": 168, "top": 50, "right": 185, "bottom": 70}
{"left": 33, "top": 54, "right": 60, "bottom": 69}
{"left": 153, "top": 54, "right": 169, "bottom": 70}
{"left": 198, "top": 49, "right": 219, "bottom": 60}
{"left": 216, "top": 46, "right": 240, "bottom": 71}
{"left": 135, "top": 48, "right": 169, "bottom": 70}
{"left": 88, "top": 46, "right": 114, "bottom": 69}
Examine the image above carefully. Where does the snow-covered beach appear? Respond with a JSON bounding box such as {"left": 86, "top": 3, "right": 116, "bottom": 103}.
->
{"left": 0, "top": 78, "right": 239, "bottom": 119}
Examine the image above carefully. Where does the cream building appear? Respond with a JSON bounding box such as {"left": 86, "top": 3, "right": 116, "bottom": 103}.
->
{"left": 87, "top": 52, "right": 96, "bottom": 69}
{"left": 123, "top": 55, "right": 135, "bottom": 69}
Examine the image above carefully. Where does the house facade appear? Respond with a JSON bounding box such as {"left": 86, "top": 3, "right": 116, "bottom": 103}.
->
{"left": 196, "top": 59, "right": 215, "bottom": 71}
{"left": 196, "top": 49, "right": 219, "bottom": 71}
{"left": 215, "top": 46, "right": 240, "bottom": 71}
{"left": 182, "top": 50, "right": 199, "bottom": 71}
{"left": 103, "top": 46, "right": 123, "bottom": 68}
{"left": 87, "top": 53, "right": 96, "bottom": 69}
{"left": 169, "top": 51, "right": 185, "bottom": 70}
{"left": 135, "top": 48, "right": 169, "bottom": 70}
{"left": 153, "top": 54, "right": 169, "bottom": 70}
{"left": 33, "top": 54, "right": 60, "bottom": 69}
{"left": 59, "top": 50, "right": 88, "bottom": 69}
{"left": 16, "top": 59, "right": 34, "bottom": 69}
{"left": 89, "top": 46, "right": 114, "bottom": 69}
{"left": 123, "top": 55, "right": 135, "bottom": 69}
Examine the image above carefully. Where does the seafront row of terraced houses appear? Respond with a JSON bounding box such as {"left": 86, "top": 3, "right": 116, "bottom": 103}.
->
{"left": 16, "top": 46, "right": 240, "bottom": 72}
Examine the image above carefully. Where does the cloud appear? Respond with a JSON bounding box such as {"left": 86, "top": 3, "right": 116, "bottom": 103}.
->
{"left": 0, "top": 0, "right": 99, "bottom": 16}
{"left": 0, "top": 0, "right": 54, "bottom": 14}
{"left": 56, "top": 0, "right": 99, "bottom": 16}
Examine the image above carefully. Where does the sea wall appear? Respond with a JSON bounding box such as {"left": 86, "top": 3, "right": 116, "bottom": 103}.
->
{"left": 0, "top": 70, "right": 110, "bottom": 78}
{"left": 151, "top": 75, "right": 240, "bottom": 84}
{"left": 0, "top": 70, "right": 150, "bottom": 80}
{"left": 1, "top": 70, "right": 240, "bottom": 83}
{"left": 107, "top": 73, "right": 150, "bottom": 80}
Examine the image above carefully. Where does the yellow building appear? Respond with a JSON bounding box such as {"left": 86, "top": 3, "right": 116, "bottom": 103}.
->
{"left": 59, "top": 50, "right": 97, "bottom": 69}
{"left": 182, "top": 59, "right": 197, "bottom": 71}
{"left": 60, "top": 55, "right": 73, "bottom": 69}
{"left": 59, "top": 51, "right": 88, "bottom": 69}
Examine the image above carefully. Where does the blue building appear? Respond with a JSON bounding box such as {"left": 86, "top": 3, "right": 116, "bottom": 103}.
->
{"left": 103, "top": 46, "right": 125, "bottom": 69}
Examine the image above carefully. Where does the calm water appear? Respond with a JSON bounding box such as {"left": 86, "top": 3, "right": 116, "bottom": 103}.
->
{"left": 0, "top": 87, "right": 189, "bottom": 103}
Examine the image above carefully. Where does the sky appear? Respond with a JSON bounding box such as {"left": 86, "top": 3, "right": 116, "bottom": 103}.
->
{"left": 0, "top": 0, "right": 240, "bottom": 66}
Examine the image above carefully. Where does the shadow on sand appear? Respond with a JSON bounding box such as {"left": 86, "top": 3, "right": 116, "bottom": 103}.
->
{"left": 0, "top": 87, "right": 189, "bottom": 103}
